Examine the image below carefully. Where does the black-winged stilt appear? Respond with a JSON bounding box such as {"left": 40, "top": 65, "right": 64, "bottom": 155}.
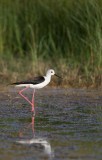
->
{"left": 11, "top": 69, "right": 61, "bottom": 116}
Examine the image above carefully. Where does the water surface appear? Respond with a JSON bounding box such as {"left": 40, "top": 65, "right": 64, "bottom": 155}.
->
{"left": 0, "top": 88, "right": 102, "bottom": 160}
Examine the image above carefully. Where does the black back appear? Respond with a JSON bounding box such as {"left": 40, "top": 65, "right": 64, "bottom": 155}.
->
{"left": 11, "top": 76, "right": 45, "bottom": 85}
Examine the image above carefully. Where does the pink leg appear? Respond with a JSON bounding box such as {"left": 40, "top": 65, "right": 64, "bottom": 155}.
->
{"left": 32, "top": 116, "right": 35, "bottom": 136}
{"left": 19, "top": 86, "right": 36, "bottom": 116}
{"left": 31, "top": 89, "right": 35, "bottom": 114}
{"left": 19, "top": 86, "right": 32, "bottom": 106}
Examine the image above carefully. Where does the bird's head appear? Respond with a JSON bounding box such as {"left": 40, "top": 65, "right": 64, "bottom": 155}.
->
{"left": 47, "top": 69, "right": 55, "bottom": 76}
{"left": 46, "top": 69, "right": 62, "bottom": 78}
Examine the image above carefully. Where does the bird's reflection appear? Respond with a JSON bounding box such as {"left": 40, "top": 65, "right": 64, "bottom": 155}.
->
{"left": 18, "top": 116, "right": 35, "bottom": 138}
{"left": 16, "top": 115, "right": 54, "bottom": 158}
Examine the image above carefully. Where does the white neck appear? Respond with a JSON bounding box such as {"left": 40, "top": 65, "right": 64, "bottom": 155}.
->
{"left": 44, "top": 73, "right": 52, "bottom": 83}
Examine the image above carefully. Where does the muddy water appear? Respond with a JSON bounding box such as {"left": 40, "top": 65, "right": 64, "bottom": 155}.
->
{"left": 0, "top": 87, "right": 102, "bottom": 160}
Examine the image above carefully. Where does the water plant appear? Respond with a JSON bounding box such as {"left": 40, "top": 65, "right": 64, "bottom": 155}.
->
{"left": 0, "top": 0, "right": 101, "bottom": 87}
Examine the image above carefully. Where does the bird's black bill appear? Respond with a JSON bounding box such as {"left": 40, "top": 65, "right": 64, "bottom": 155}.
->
{"left": 55, "top": 74, "right": 62, "bottom": 79}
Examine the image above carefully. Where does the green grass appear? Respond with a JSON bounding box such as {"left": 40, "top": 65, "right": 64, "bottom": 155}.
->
{"left": 0, "top": 0, "right": 102, "bottom": 87}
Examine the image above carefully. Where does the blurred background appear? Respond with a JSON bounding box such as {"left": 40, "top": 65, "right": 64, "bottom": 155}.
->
{"left": 0, "top": 0, "right": 101, "bottom": 87}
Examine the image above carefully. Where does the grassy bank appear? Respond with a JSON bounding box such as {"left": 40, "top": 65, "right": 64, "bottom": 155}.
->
{"left": 0, "top": 0, "right": 102, "bottom": 88}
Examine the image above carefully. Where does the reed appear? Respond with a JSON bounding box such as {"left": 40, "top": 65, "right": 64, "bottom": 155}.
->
{"left": 0, "top": 0, "right": 101, "bottom": 87}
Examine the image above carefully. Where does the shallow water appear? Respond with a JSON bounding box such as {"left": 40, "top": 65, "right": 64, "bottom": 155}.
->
{"left": 0, "top": 88, "right": 102, "bottom": 160}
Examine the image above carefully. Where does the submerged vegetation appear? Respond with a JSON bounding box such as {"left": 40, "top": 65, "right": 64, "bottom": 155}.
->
{"left": 0, "top": 0, "right": 102, "bottom": 87}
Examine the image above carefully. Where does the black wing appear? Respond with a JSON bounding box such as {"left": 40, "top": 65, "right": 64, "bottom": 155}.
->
{"left": 11, "top": 76, "right": 45, "bottom": 85}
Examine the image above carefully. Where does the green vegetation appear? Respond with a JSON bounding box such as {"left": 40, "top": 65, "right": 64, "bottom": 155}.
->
{"left": 0, "top": 0, "right": 102, "bottom": 87}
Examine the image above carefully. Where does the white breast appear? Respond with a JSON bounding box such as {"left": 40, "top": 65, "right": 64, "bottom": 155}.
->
{"left": 30, "top": 76, "right": 51, "bottom": 89}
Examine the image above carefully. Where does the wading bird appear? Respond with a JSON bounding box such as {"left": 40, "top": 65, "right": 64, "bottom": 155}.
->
{"left": 11, "top": 69, "right": 61, "bottom": 116}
